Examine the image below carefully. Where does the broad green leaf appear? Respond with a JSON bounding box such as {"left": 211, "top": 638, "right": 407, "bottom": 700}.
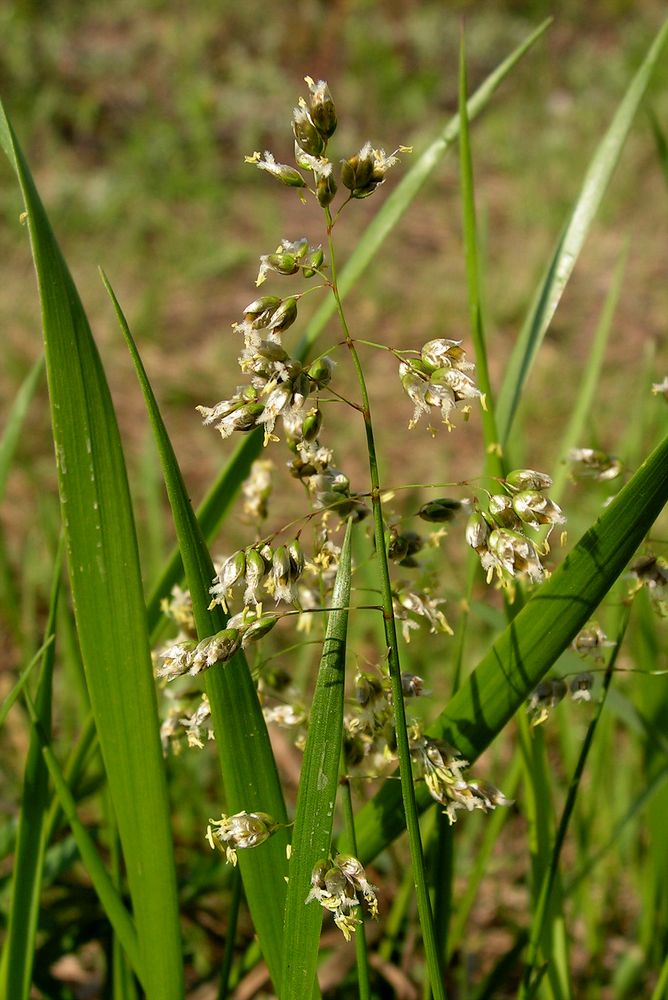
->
{"left": 352, "top": 431, "right": 668, "bottom": 862}
{"left": 496, "top": 17, "right": 668, "bottom": 446}
{"left": 103, "top": 273, "right": 290, "bottom": 991}
{"left": 0, "top": 106, "right": 183, "bottom": 999}
{"left": 282, "top": 518, "right": 353, "bottom": 999}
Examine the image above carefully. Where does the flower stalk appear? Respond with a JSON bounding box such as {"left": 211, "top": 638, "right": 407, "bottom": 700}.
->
{"left": 323, "top": 205, "right": 447, "bottom": 999}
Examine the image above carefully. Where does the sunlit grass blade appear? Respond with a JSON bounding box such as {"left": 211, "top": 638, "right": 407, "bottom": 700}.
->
{"left": 0, "top": 106, "right": 183, "bottom": 999}
{"left": 458, "top": 33, "right": 503, "bottom": 478}
{"left": 102, "top": 272, "right": 290, "bottom": 990}
{"left": 624, "top": 592, "right": 668, "bottom": 966}
{"left": 446, "top": 752, "right": 523, "bottom": 961}
{"left": 351, "top": 430, "right": 668, "bottom": 862}
{"left": 298, "top": 19, "right": 552, "bottom": 358}
{"left": 566, "top": 763, "right": 668, "bottom": 893}
{"left": 496, "top": 17, "right": 668, "bottom": 446}
{"left": 282, "top": 518, "right": 353, "bottom": 1000}
{"left": 340, "top": 779, "right": 372, "bottom": 999}
{"left": 2, "top": 541, "right": 61, "bottom": 1000}
{"left": 43, "top": 712, "right": 98, "bottom": 849}
{"left": 516, "top": 716, "right": 571, "bottom": 1000}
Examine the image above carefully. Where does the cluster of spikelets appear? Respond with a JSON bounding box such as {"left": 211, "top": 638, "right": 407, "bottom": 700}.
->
{"left": 153, "top": 75, "right": 515, "bottom": 940}
{"left": 399, "top": 337, "right": 484, "bottom": 431}
{"left": 466, "top": 468, "right": 565, "bottom": 588}
{"left": 206, "top": 810, "right": 382, "bottom": 944}
{"left": 151, "top": 75, "right": 668, "bottom": 949}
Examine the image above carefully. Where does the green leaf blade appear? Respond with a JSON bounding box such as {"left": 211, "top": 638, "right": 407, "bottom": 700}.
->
{"left": 102, "top": 273, "right": 290, "bottom": 991}
{"left": 0, "top": 106, "right": 183, "bottom": 1000}
{"left": 2, "top": 548, "right": 61, "bottom": 1000}
{"left": 282, "top": 518, "right": 353, "bottom": 1000}
{"left": 496, "top": 17, "right": 668, "bottom": 445}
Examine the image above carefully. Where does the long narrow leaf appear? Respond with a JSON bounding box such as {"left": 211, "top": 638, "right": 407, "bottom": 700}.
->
{"left": 0, "top": 637, "right": 52, "bottom": 730}
{"left": 458, "top": 35, "right": 502, "bottom": 476}
{"left": 22, "top": 693, "right": 142, "bottom": 980}
{"left": 496, "top": 17, "right": 668, "bottom": 445}
{"left": 102, "top": 273, "right": 290, "bottom": 990}
{"left": 282, "top": 518, "right": 353, "bottom": 999}
{"left": 352, "top": 430, "right": 668, "bottom": 862}
{"left": 2, "top": 541, "right": 61, "bottom": 1000}
{"left": 0, "top": 107, "right": 183, "bottom": 999}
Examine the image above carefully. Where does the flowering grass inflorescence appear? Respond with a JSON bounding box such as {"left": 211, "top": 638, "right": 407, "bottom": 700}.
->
{"left": 5, "top": 17, "right": 668, "bottom": 999}
{"left": 149, "top": 75, "right": 589, "bottom": 943}
{"left": 151, "top": 78, "right": 663, "bottom": 968}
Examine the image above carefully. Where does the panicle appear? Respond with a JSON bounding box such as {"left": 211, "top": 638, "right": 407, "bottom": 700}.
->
{"left": 399, "top": 338, "right": 482, "bottom": 431}
{"left": 245, "top": 150, "right": 307, "bottom": 188}
{"left": 241, "top": 458, "right": 274, "bottom": 524}
{"left": 568, "top": 447, "right": 623, "bottom": 482}
{"left": 409, "top": 724, "right": 512, "bottom": 824}
{"left": 206, "top": 810, "right": 281, "bottom": 866}
{"left": 572, "top": 622, "right": 615, "bottom": 662}
{"left": 305, "top": 854, "right": 378, "bottom": 940}
{"left": 341, "top": 142, "right": 402, "bottom": 198}
{"left": 466, "top": 468, "right": 566, "bottom": 591}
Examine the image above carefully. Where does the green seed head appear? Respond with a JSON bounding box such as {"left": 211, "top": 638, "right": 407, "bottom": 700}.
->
{"left": 267, "top": 252, "right": 299, "bottom": 276}
{"left": 243, "top": 295, "right": 282, "bottom": 326}
{"left": 268, "top": 297, "right": 298, "bottom": 334}
{"left": 307, "top": 356, "right": 334, "bottom": 387}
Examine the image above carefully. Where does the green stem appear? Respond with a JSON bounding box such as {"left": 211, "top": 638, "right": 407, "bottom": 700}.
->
{"left": 324, "top": 206, "right": 446, "bottom": 1000}
{"left": 217, "top": 866, "right": 242, "bottom": 1000}
{"left": 458, "top": 34, "right": 504, "bottom": 484}
{"left": 340, "top": 777, "right": 371, "bottom": 1000}
{"left": 520, "top": 603, "right": 632, "bottom": 998}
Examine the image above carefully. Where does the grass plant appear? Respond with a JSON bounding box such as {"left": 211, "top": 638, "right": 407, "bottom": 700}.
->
{"left": 1, "top": 15, "right": 668, "bottom": 1000}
